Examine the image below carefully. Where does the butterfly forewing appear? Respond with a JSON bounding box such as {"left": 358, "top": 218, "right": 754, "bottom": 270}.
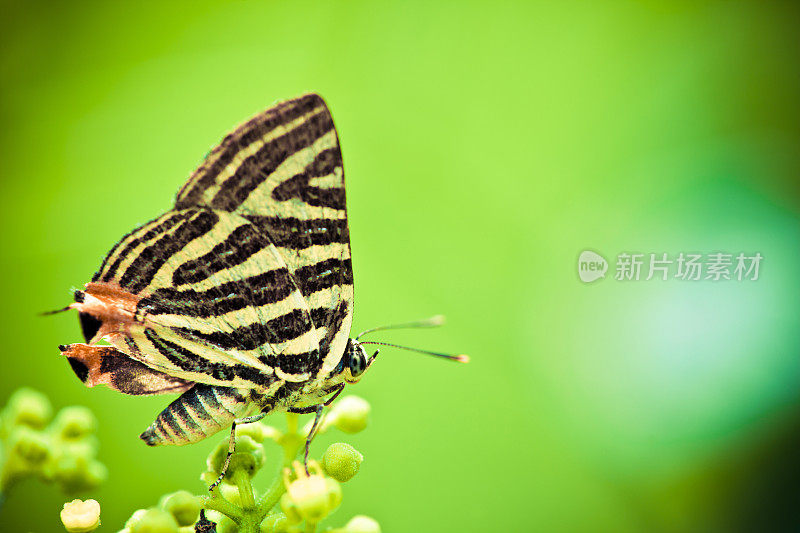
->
{"left": 174, "top": 93, "right": 354, "bottom": 377}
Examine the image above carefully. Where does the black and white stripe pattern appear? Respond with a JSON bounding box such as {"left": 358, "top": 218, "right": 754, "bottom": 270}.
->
{"left": 79, "top": 94, "right": 354, "bottom": 446}
{"left": 139, "top": 385, "right": 274, "bottom": 446}
{"left": 170, "top": 93, "right": 353, "bottom": 379}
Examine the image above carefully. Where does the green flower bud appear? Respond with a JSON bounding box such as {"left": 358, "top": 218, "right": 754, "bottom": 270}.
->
{"left": 60, "top": 498, "right": 101, "bottom": 532}
{"left": 52, "top": 454, "right": 106, "bottom": 494}
{"left": 331, "top": 396, "right": 370, "bottom": 434}
{"left": 219, "top": 482, "right": 246, "bottom": 507}
{"left": 56, "top": 440, "right": 97, "bottom": 463}
{"left": 279, "top": 493, "right": 302, "bottom": 524}
{"left": 283, "top": 461, "right": 332, "bottom": 523}
{"left": 52, "top": 406, "right": 96, "bottom": 441}
{"left": 326, "top": 477, "right": 342, "bottom": 510}
{"left": 215, "top": 517, "right": 237, "bottom": 533}
{"left": 8, "top": 426, "right": 50, "bottom": 467}
{"left": 204, "top": 510, "right": 236, "bottom": 533}
{"left": 124, "top": 509, "right": 149, "bottom": 529}
{"left": 235, "top": 422, "right": 268, "bottom": 443}
{"left": 322, "top": 442, "right": 363, "bottom": 482}
{"left": 207, "top": 436, "right": 265, "bottom": 481}
{"left": 199, "top": 470, "right": 216, "bottom": 486}
{"left": 129, "top": 509, "right": 179, "bottom": 533}
{"left": 3, "top": 387, "right": 52, "bottom": 432}
{"left": 160, "top": 491, "right": 200, "bottom": 527}
{"left": 344, "top": 515, "right": 381, "bottom": 533}
{"left": 85, "top": 460, "right": 108, "bottom": 487}
{"left": 261, "top": 512, "right": 290, "bottom": 532}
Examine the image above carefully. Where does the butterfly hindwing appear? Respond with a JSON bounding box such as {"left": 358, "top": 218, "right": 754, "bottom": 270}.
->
{"left": 82, "top": 208, "right": 326, "bottom": 388}
{"left": 60, "top": 343, "right": 194, "bottom": 395}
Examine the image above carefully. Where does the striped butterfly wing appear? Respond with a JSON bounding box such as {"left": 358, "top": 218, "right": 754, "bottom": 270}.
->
{"left": 63, "top": 94, "right": 353, "bottom": 447}
{"left": 175, "top": 93, "right": 354, "bottom": 378}
{"left": 88, "top": 207, "right": 316, "bottom": 389}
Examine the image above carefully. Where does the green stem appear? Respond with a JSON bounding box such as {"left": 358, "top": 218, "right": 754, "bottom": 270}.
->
{"left": 286, "top": 412, "right": 298, "bottom": 435}
{"left": 237, "top": 514, "right": 261, "bottom": 533}
{"left": 305, "top": 521, "right": 318, "bottom": 533}
{"left": 256, "top": 415, "right": 304, "bottom": 520}
{"left": 202, "top": 495, "right": 244, "bottom": 523}
{"left": 255, "top": 469, "right": 287, "bottom": 520}
{"left": 205, "top": 413, "right": 308, "bottom": 529}
{"left": 234, "top": 469, "right": 256, "bottom": 510}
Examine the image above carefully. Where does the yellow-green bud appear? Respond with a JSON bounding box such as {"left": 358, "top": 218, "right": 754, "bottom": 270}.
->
{"left": 261, "top": 512, "right": 290, "bottom": 532}
{"left": 345, "top": 515, "right": 382, "bottom": 533}
{"left": 85, "top": 460, "right": 108, "bottom": 487}
{"left": 52, "top": 455, "right": 106, "bottom": 494}
{"left": 283, "top": 461, "right": 332, "bottom": 522}
{"left": 322, "top": 442, "right": 363, "bottom": 482}
{"left": 124, "top": 509, "right": 149, "bottom": 529}
{"left": 8, "top": 426, "right": 50, "bottom": 466}
{"left": 279, "top": 493, "right": 302, "bottom": 524}
{"left": 213, "top": 514, "right": 238, "bottom": 533}
{"left": 219, "top": 481, "right": 253, "bottom": 507}
{"left": 56, "top": 440, "right": 97, "bottom": 463}
{"left": 200, "top": 511, "right": 232, "bottom": 533}
{"left": 199, "top": 470, "right": 216, "bottom": 486}
{"left": 60, "top": 498, "right": 101, "bottom": 532}
{"left": 129, "top": 509, "right": 180, "bottom": 533}
{"left": 332, "top": 396, "right": 370, "bottom": 434}
{"left": 235, "top": 422, "right": 266, "bottom": 442}
{"left": 52, "top": 406, "right": 96, "bottom": 441}
{"left": 326, "top": 477, "right": 342, "bottom": 510}
{"left": 160, "top": 491, "right": 200, "bottom": 527}
{"left": 4, "top": 387, "right": 52, "bottom": 431}
{"left": 207, "top": 435, "right": 265, "bottom": 480}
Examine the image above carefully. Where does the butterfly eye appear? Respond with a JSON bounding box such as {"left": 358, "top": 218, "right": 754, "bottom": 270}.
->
{"left": 349, "top": 350, "right": 367, "bottom": 377}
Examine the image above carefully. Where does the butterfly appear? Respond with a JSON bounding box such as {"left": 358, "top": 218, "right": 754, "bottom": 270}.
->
{"left": 55, "top": 93, "right": 466, "bottom": 488}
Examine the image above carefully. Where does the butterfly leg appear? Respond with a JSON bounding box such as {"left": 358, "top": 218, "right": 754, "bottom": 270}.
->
{"left": 303, "top": 405, "right": 324, "bottom": 474}
{"left": 285, "top": 404, "right": 323, "bottom": 473}
{"left": 323, "top": 383, "right": 345, "bottom": 406}
{"left": 208, "top": 412, "right": 267, "bottom": 492}
{"left": 286, "top": 383, "right": 346, "bottom": 472}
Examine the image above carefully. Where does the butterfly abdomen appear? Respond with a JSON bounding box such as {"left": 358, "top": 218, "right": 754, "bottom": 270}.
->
{"left": 140, "top": 384, "right": 264, "bottom": 446}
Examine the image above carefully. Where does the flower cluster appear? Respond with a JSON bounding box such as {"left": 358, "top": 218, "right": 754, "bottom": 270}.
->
{"left": 119, "top": 490, "right": 202, "bottom": 533}
{"left": 0, "top": 387, "right": 106, "bottom": 497}
{"left": 118, "top": 395, "right": 380, "bottom": 533}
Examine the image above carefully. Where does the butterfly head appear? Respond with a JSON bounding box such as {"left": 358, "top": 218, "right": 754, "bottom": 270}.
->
{"left": 333, "top": 315, "right": 469, "bottom": 386}
{"left": 340, "top": 338, "right": 378, "bottom": 384}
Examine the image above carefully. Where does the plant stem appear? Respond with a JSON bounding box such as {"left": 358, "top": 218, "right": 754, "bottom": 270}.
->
{"left": 202, "top": 495, "right": 244, "bottom": 522}
{"left": 205, "top": 413, "right": 309, "bottom": 528}
{"left": 234, "top": 469, "right": 256, "bottom": 510}
{"left": 255, "top": 415, "right": 304, "bottom": 520}
{"left": 286, "top": 412, "right": 298, "bottom": 435}
{"left": 237, "top": 514, "right": 261, "bottom": 533}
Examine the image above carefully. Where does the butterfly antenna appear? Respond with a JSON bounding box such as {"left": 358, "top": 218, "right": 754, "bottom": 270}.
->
{"left": 40, "top": 304, "right": 73, "bottom": 317}
{"left": 41, "top": 290, "right": 83, "bottom": 316}
{"left": 359, "top": 341, "right": 469, "bottom": 363}
{"left": 356, "top": 315, "right": 446, "bottom": 340}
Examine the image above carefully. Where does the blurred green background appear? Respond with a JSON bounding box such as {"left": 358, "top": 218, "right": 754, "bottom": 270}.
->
{"left": 2, "top": 1, "right": 800, "bottom": 531}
